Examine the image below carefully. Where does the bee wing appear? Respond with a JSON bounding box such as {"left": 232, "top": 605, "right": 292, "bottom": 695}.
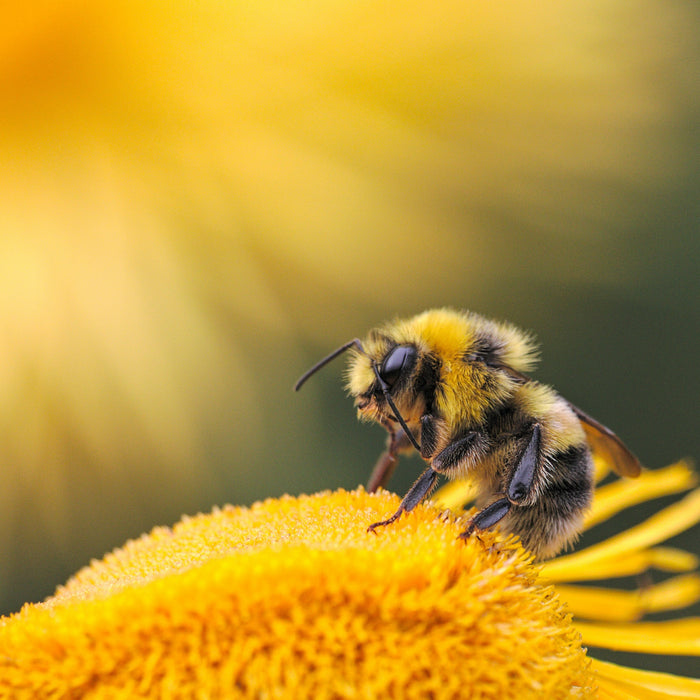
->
{"left": 568, "top": 403, "right": 642, "bottom": 478}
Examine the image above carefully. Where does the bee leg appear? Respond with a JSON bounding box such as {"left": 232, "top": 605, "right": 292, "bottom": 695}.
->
{"left": 418, "top": 414, "right": 439, "bottom": 459}
{"left": 366, "top": 450, "right": 397, "bottom": 493}
{"left": 458, "top": 498, "right": 511, "bottom": 540}
{"left": 367, "top": 467, "right": 438, "bottom": 533}
{"left": 506, "top": 424, "right": 541, "bottom": 503}
{"left": 459, "top": 424, "right": 541, "bottom": 540}
{"left": 430, "top": 431, "right": 479, "bottom": 471}
{"left": 366, "top": 429, "right": 414, "bottom": 492}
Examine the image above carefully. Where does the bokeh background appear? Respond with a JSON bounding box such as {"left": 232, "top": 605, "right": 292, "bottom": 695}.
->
{"left": 2, "top": 0, "right": 698, "bottom": 675}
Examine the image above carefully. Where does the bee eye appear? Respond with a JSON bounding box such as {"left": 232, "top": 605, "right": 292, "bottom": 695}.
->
{"left": 379, "top": 345, "right": 415, "bottom": 389}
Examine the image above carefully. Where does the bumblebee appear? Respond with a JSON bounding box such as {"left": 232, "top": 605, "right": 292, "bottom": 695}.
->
{"left": 295, "top": 308, "right": 641, "bottom": 559}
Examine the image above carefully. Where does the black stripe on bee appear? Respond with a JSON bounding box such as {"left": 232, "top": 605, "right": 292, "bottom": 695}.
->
{"left": 542, "top": 445, "right": 593, "bottom": 512}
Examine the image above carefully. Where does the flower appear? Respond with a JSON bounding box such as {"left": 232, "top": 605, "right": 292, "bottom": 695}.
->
{"left": 1, "top": 490, "right": 593, "bottom": 699}
{"left": 1, "top": 463, "right": 698, "bottom": 699}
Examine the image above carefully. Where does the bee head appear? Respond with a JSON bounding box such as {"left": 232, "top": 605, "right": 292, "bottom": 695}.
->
{"left": 345, "top": 333, "right": 445, "bottom": 454}
{"left": 348, "top": 341, "right": 418, "bottom": 412}
{"left": 294, "top": 338, "right": 422, "bottom": 451}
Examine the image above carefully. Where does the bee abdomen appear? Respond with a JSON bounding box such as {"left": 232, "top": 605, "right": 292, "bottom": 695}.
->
{"left": 545, "top": 444, "right": 593, "bottom": 506}
{"left": 504, "top": 444, "right": 594, "bottom": 559}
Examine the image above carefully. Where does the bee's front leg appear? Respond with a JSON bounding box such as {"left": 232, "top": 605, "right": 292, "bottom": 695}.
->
{"left": 367, "top": 467, "right": 438, "bottom": 533}
{"left": 366, "top": 427, "right": 415, "bottom": 492}
{"left": 367, "top": 418, "right": 486, "bottom": 533}
{"left": 366, "top": 450, "right": 398, "bottom": 493}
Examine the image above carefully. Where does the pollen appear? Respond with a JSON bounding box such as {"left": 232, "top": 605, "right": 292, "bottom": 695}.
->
{"left": 0, "top": 489, "right": 594, "bottom": 699}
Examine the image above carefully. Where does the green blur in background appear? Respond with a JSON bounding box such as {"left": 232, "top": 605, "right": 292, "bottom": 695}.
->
{"left": 1, "top": 0, "right": 698, "bottom": 675}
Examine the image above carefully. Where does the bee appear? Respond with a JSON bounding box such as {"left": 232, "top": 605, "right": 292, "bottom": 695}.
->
{"left": 295, "top": 308, "right": 641, "bottom": 559}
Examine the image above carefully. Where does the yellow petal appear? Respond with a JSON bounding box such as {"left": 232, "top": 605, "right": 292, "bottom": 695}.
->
{"left": 638, "top": 574, "right": 700, "bottom": 616}
{"left": 594, "top": 454, "right": 612, "bottom": 484}
{"left": 577, "top": 618, "right": 700, "bottom": 655}
{"left": 432, "top": 478, "right": 477, "bottom": 510}
{"left": 543, "top": 547, "right": 699, "bottom": 583}
{"left": 543, "top": 489, "right": 700, "bottom": 581}
{"left": 592, "top": 658, "right": 700, "bottom": 700}
{"left": 556, "top": 574, "right": 700, "bottom": 622}
{"left": 645, "top": 547, "right": 700, "bottom": 574}
{"left": 584, "top": 461, "right": 697, "bottom": 530}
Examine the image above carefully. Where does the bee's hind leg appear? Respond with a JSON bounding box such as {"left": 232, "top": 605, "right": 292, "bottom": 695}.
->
{"left": 459, "top": 424, "right": 541, "bottom": 540}
{"left": 458, "top": 498, "right": 512, "bottom": 540}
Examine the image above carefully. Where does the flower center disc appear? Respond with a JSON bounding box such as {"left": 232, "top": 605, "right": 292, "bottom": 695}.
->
{"left": 0, "top": 489, "right": 594, "bottom": 699}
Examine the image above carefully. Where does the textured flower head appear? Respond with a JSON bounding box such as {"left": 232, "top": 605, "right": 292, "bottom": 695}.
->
{"left": 2, "top": 462, "right": 699, "bottom": 699}
{"left": 1, "top": 490, "right": 593, "bottom": 699}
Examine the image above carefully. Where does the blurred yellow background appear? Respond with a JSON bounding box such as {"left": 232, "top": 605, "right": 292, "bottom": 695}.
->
{"left": 1, "top": 0, "right": 698, "bottom": 673}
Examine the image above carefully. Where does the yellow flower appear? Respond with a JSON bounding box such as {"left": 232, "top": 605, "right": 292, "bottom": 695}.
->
{"left": 1, "top": 463, "right": 698, "bottom": 699}
{"left": 1, "top": 490, "right": 592, "bottom": 699}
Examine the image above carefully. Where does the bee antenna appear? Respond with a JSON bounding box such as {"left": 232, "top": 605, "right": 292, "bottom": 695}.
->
{"left": 294, "top": 336, "right": 421, "bottom": 454}
{"left": 294, "top": 338, "right": 364, "bottom": 391}
{"left": 372, "top": 367, "right": 421, "bottom": 453}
